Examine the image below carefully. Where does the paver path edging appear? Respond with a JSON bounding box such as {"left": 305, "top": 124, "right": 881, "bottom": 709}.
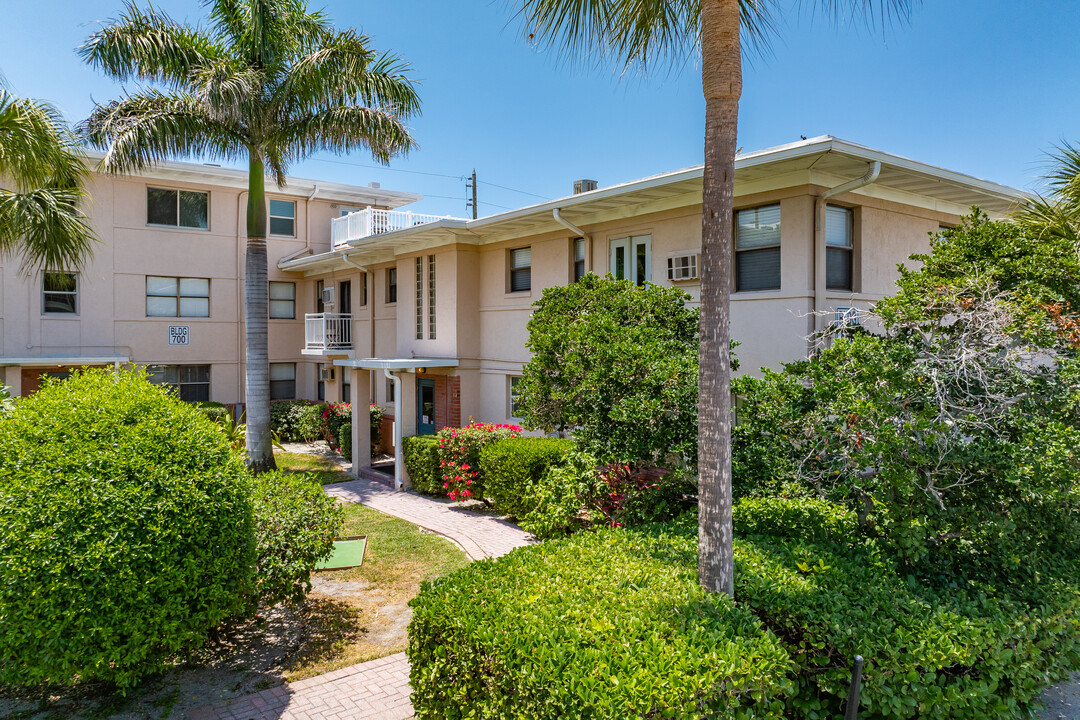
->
{"left": 189, "top": 475, "right": 531, "bottom": 720}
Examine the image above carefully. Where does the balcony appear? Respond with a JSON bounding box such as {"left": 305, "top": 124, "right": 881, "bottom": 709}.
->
{"left": 331, "top": 208, "right": 448, "bottom": 250}
{"left": 303, "top": 313, "right": 352, "bottom": 354}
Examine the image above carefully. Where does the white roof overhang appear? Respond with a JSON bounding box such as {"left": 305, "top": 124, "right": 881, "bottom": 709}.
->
{"left": 333, "top": 357, "right": 458, "bottom": 371}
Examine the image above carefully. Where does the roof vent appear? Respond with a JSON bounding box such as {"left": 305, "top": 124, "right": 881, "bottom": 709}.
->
{"left": 368, "top": 182, "right": 381, "bottom": 189}
{"left": 573, "top": 179, "right": 598, "bottom": 194}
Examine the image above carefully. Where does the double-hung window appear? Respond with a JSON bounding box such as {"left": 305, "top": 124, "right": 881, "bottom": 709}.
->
{"left": 147, "top": 364, "right": 210, "bottom": 402}
{"left": 509, "top": 376, "right": 523, "bottom": 417}
{"left": 825, "top": 205, "right": 854, "bottom": 291}
{"left": 269, "top": 281, "right": 296, "bottom": 319}
{"left": 42, "top": 272, "right": 78, "bottom": 314}
{"left": 573, "top": 238, "right": 586, "bottom": 282}
{"left": 735, "top": 205, "right": 781, "bottom": 292}
{"left": 269, "top": 199, "right": 296, "bottom": 236}
{"left": 147, "top": 276, "right": 210, "bottom": 317}
{"left": 609, "top": 235, "right": 651, "bottom": 286}
{"left": 509, "top": 247, "right": 531, "bottom": 292}
{"left": 386, "top": 267, "right": 398, "bottom": 304}
{"left": 147, "top": 187, "right": 208, "bottom": 229}
{"left": 270, "top": 362, "right": 296, "bottom": 400}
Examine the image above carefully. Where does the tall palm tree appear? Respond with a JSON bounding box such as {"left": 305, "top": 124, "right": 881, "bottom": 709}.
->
{"left": 0, "top": 82, "right": 96, "bottom": 273}
{"left": 516, "top": 0, "right": 913, "bottom": 595}
{"left": 81, "top": 0, "right": 420, "bottom": 472}
{"left": 1015, "top": 142, "right": 1080, "bottom": 245}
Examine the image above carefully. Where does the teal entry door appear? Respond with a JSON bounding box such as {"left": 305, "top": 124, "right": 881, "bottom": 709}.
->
{"left": 417, "top": 378, "right": 436, "bottom": 435}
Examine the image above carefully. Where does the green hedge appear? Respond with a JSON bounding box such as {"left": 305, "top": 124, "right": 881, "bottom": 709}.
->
{"left": 479, "top": 437, "right": 573, "bottom": 518}
{"left": 403, "top": 435, "right": 442, "bottom": 495}
{"left": 409, "top": 523, "right": 794, "bottom": 719}
{"left": 0, "top": 369, "right": 254, "bottom": 688}
{"left": 270, "top": 399, "right": 316, "bottom": 442}
{"left": 193, "top": 400, "right": 231, "bottom": 424}
{"left": 251, "top": 470, "right": 343, "bottom": 607}
{"left": 339, "top": 422, "right": 353, "bottom": 463}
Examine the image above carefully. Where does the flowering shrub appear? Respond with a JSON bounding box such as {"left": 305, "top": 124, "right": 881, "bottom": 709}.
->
{"left": 321, "top": 402, "right": 351, "bottom": 449}
{"left": 437, "top": 423, "right": 522, "bottom": 501}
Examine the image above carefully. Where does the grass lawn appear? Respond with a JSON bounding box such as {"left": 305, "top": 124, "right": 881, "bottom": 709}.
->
{"left": 284, "top": 502, "right": 469, "bottom": 681}
{"left": 275, "top": 451, "right": 350, "bottom": 485}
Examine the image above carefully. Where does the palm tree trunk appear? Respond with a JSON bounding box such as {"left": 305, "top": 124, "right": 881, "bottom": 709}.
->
{"left": 245, "top": 152, "right": 276, "bottom": 473}
{"left": 697, "top": 0, "right": 741, "bottom": 596}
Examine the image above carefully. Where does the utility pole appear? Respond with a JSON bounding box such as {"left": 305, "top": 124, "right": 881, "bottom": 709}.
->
{"left": 465, "top": 169, "right": 477, "bottom": 219}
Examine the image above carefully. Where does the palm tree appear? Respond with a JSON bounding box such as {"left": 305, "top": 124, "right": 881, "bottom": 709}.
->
{"left": 0, "top": 82, "right": 96, "bottom": 273}
{"left": 515, "top": 0, "right": 913, "bottom": 595}
{"left": 1015, "top": 142, "right": 1080, "bottom": 245}
{"left": 80, "top": 0, "right": 420, "bottom": 472}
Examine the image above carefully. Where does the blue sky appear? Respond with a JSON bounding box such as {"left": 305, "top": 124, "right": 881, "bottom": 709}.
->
{"left": 1, "top": 1, "right": 1077, "bottom": 217}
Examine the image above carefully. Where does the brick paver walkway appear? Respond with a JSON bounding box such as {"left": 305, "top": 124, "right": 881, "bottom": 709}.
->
{"left": 189, "top": 475, "right": 531, "bottom": 720}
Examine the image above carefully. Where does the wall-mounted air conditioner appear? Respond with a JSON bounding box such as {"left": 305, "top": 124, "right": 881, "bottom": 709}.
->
{"left": 667, "top": 253, "right": 699, "bottom": 281}
{"left": 319, "top": 367, "right": 335, "bottom": 381}
{"left": 321, "top": 287, "right": 335, "bottom": 305}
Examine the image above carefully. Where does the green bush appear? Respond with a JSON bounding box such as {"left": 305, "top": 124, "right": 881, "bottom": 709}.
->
{"left": 478, "top": 436, "right": 573, "bottom": 517}
{"left": 437, "top": 423, "right": 522, "bottom": 501}
{"left": 409, "top": 522, "right": 794, "bottom": 720}
{"left": 520, "top": 450, "right": 600, "bottom": 538}
{"left": 403, "top": 434, "right": 442, "bottom": 495}
{"left": 251, "top": 470, "right": 343, "bottom": 607}
{"left": 339, "top": 422, "right": 352, "bottom": 462}
{"left": 0, "top": 368, "right": 254, "bottom": 688}
{"left": 296, "top": 402, "right": 325, "bottom": 442}
{"left": 193, "top": 400, "right": 230, "bottom": 424}
{"left": 270, "top": 399, "right": 315, "bottom": 441}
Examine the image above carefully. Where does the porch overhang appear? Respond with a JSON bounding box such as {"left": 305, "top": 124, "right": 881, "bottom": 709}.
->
{"left": 0, "top": 355, "right": 130, "bottom": 367}
{"left": 332, "top": 357, "right": 458, "bottom": 371}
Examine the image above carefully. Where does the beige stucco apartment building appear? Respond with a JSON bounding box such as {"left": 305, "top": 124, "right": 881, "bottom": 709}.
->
{"left": 0, "top": 136, "right": 1024, "bottom": 482}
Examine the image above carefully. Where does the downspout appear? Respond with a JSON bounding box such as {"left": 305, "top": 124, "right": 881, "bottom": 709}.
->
{"left": 553, "top": 208, "right": 592, "bottom": 271}
{"left": 813, "top": 161, "right": 880, "bottom": 334}
{"left": 383, "top": 368, "right": 403, "bottom": 490}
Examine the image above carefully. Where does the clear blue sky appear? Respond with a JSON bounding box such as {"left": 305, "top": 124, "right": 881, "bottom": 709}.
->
{"left": 1, "top": 1, "right": 1077, "bottom": 217}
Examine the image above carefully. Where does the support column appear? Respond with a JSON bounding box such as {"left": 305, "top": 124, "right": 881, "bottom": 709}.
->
{"left": 3, "top": 367, "right": 21, "bottom": 397}
{"left": 350, "top": 369, "right": 372, "bottom": 478}
{"left": 400, "top": 372, "right": 418, "bottom": 438}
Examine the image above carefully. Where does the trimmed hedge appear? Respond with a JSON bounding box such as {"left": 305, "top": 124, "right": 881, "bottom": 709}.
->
{"left": 252, "top": 470, "right": 343, "bottom": 607}
{"left": 339, "top": 422, "right": 353, "bottom": 463}
{"left": 409, "top": 523, "right": 794, "bottom": 719}
{"left": 478, "top": 437, "right": 573, "bottom": 518}
{"left": 193, "top": 400, "right": 231, "bottom": 424}
{"left": 270, "top": 399, "right": 315, "bottom": 441}
{"left": 411, "top": 499, "right": 1080, "bottom": 720}
{"left": 0, "top": 369, "right": 254, "bottom": 688}
{"left": 403, "top": 434, "right": 442, "bottom": 495}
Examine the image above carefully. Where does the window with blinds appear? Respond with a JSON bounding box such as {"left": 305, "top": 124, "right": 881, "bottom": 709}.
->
{"left": 509, "top": 247, "right": 531, "bottom": 292}
{"left": 826, "top": 205, "right": 854, "bottom": 291}
{"left": 573, "top": 238, "right": 586, "bottom": 282}
{"left": 735, "top": 204, "right": 781, "bottom": 292}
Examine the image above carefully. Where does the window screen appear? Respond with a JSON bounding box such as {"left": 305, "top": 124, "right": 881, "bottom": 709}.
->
{"left": 510, "top": 247, "right": 531, "bottom": 292}
{"left": 735, "top": 205, "right": 781, "bottom": 291}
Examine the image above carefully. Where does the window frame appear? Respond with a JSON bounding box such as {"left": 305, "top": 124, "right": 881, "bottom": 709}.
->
{"left": 146, "top": 364, "right": 211, "bottom": 402}
{"left": 734, "top": 204, "right": 782, "bottom": 293}
{"left": 428, "top": 254, "right": 436, "bottom": 339}
{"left": 269, "top": 362, "right": 297, "bottom": 400}
{"left": 508, "top": 246, "right": 532, "bottom": 293}
{"left": 316, "top": 362, "right": 326, "bottom": 402}
{"left": 825, "top": 204, "right": 854, "bottom": 292}
{"left": 42, "top": 272, "right": 78, "bottom": 315}
{"left": 509, "top": 375, "right": 523, "bottom": 418}
{"left": 146, "top": 276, "right": 211, "bottom": 318}
{"left": 415, "top": 257, "right": 424, "bottom": 340}
{"left": 269, "top": 281, "right": 296, "bottom": 319}
{"left": 386, "top": 267, "right": 398, "bottom": 304}
{"left": 572, "top": 237, "right": 586, "bottom": 282}
{"left": 146, "top": 186, "right": 210, "bottom": 230}
{"left": 268, "top": 198, "right": 296, "bottom": 237}
{"left": 609, "top": 234, "right": 651, "bottom": 286}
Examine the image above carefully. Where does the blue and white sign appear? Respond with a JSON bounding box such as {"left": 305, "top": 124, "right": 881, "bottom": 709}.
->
{"left": 168, "top": 325, "right": 190, "bottom": 345}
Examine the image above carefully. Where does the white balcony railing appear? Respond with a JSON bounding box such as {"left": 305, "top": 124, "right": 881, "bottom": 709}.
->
{"left": 331, "top": 208, "right": 448, "bottom": 250}
{"left": 305, "top": 313, "right": 352, "bottom": 352}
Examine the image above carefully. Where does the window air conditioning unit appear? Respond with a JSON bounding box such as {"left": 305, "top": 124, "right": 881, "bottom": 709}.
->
{"left": 667, "top": 253, "right": 699, "bottom": 281}
{"left": 319, "top": 367, "right": 335, "bottom": 381}
{"left": 321, "top": 287, "right": 335, "bottom": 305}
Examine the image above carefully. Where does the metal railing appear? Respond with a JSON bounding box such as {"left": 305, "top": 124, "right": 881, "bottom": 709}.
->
{"left": 304, "top": 313, "right": 352, "bottom": 351}
{"left": 331, "top": 208, "right": 447, "bottom": 250}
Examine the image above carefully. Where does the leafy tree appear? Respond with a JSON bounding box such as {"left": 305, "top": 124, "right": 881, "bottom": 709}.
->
{"left": 80, "top": 0, "right": 419, "bottom": 472}
{"left": 0, "top": 84, "right": 95, "bottom": 272}
{"left": 518, "top": 274, "right": 700, "bottom": 466}
{"left": 513, "top": 0, "right": 915, "bottom": 595}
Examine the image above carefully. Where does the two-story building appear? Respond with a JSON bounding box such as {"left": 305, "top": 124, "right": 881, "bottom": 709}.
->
{"left": 0, "top": 136, "right": 1025, "bottom": 487}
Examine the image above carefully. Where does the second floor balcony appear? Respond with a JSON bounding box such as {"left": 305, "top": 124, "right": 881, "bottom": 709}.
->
{"left": 303, "top": 313, "right": 352, "bottom": 354}
{"left": 331, "top": 208, "right": 448, "bottom": 250}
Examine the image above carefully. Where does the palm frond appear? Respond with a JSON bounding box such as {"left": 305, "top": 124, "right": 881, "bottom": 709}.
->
{"left": 1041, "top": 142, "right": 1080, "bottom": 205}
{"left": 275, "top": 106, "right": 416, "bottom": 166}
{"left": 80, "top": 1, "right": 224, "bottom": 86}
{"left": 806, "top": 0, "right": 918, "bottom": 33}
{"left": 191, "top": 59, "right": 265, "bottom": 124}
{"left": 0, "top": 187, "right": 97, "bottom": 273}
{"left": 0, "top": 90, "right": 87, "bottom": 191}
{"left": 278, "top": 34, "right": 421, "bottom": 119}
{"left": 80, "top": 90, "right": 246, "bottom": 173}
{"left": 210, "top": 0, "right": 330, "bottom": 69}
{"left": 1015, "top": 194, "right": 1080, "bottom": 247}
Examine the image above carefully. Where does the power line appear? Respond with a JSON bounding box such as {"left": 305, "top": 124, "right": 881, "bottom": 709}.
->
{"left": 306, "top": 156, "right": 463, "bottom": 180}
{"left": 478, "top": 179, "right": 548, "bottom": 200}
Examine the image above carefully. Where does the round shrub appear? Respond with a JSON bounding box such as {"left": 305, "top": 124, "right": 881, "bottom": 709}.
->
{"left": 478, "top": 436, "right": 573, "bottom": 518}
{"left": 339, "top": 422, "right": 353, "bottom": 462}
{"left": 403, "top": 434, "right": 442, "bottom": 495}
{"left": 0, "top": 368, "right": 255, "bottom": 688}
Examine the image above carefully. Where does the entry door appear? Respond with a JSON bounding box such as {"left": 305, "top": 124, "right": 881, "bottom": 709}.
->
{"left": 417, "top": 378, "right": 436, "bottom": 435}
